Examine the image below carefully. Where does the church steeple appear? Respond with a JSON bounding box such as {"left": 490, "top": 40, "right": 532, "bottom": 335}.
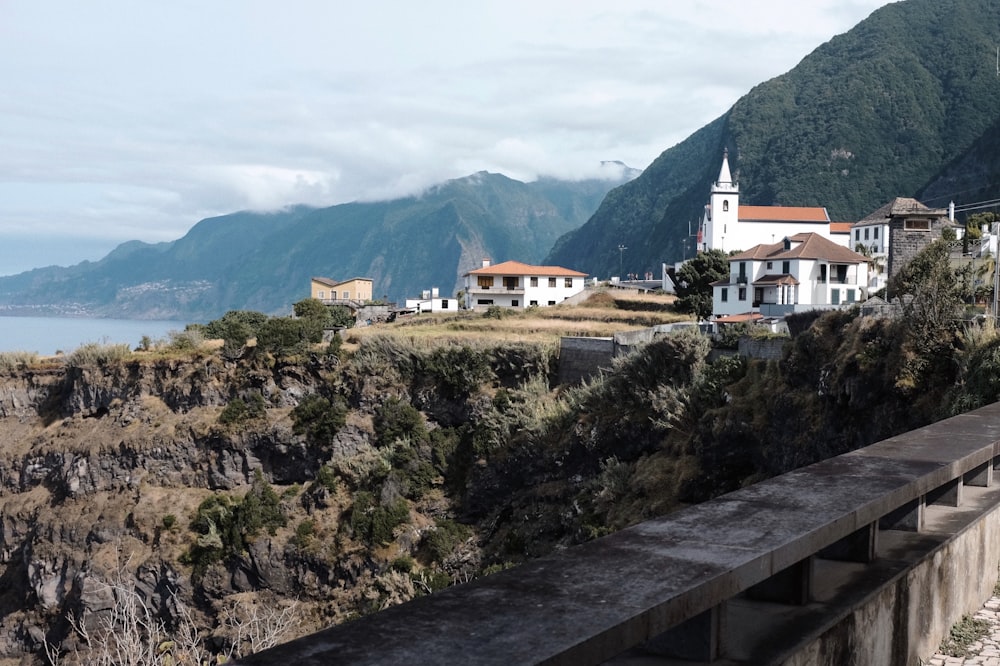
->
{"left": 714, "top": 148, "right": 737, "bottom": 191}
{"left": 702, "top": 148, "right": 739, "bottom": 252}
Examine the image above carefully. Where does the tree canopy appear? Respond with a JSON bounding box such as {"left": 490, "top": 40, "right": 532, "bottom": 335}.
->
{"left": 674, "top": 250, "right": 729, "bottom": 320}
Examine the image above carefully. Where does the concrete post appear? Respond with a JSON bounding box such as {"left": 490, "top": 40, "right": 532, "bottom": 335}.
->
{"left": 644, "top": 605, "right": 724, "bottom": 662}
{"left": 880, "top": 497, "right": 925, "bottom": 532}
{"left": 819, "top": 522, "right": 878, "bottom": 563}
{"left": 967, "top": 461, "right": 994, "bottom": 487}
{"left": 928, "top": 478, "right": 963, "bottom": 508}
{"left": 747, "top": 557, "right": 814, "bottom": 605}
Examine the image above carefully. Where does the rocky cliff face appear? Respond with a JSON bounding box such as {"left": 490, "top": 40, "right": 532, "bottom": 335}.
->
{"left": 0, "top": 353, "right": 393, "bottom": 663}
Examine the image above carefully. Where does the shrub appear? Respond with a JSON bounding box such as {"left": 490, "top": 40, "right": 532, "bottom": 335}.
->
{"left": 184, "top": 471, "right": 286, "bottom": 575}
{"left": 219, "top": 393, "right": 267, "bottom": 427}
{"left": 292, "top": 394, "right": 348, "bottom": 443}
{"left": 167, "top": 328, "right": 206, "bottom": 352}
{"left": 373, "top": 398, "right": 427, "bottom": 447}
{"left": 292, "top": 519, "right": 316, "bottom": 550}
{"left": 420, "top": 519, "right": 472, "bottom": 564}
{"left": 161, "top": 514, "right": 177, "bottom": 530}
{"left": 350, "top": 491, "right": 410, "bottom": 546}
{"left": 64, "top": 342, "right": 133, "bottom": 367}
{"left": 0, "top": 351, "right": 39, "bottom": 372}
{"left": 424, "top": 345, "right": 493, "bottom": 397}
{"left": 257, "top": 317, "right": 316, "bottom": 355}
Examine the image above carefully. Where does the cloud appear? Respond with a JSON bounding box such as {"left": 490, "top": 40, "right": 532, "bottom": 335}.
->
{"left": 0, "top": 0, "right": 893, "bottom": 273}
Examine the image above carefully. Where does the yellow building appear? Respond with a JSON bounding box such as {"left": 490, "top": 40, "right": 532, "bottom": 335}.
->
{"left": 310, "top": 277, "right": 373, "bottom": 303}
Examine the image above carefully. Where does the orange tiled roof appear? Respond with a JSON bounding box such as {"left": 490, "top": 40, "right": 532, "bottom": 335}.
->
{"left": 464, "top": 260, "right": 587, "bottom": 278}
{"left": 715, "top": 312, "right": 764, "bottom": 323}
{"left": 739, "top": 205, "right": 830, "bottom": 223}
{"left": 829, "top": 222, "right": 853, "bottom": 234}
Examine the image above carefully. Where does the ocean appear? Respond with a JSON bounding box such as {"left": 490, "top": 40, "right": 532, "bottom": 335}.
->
{"left": 0, "top": 316, "right": 189, "bottom": 356}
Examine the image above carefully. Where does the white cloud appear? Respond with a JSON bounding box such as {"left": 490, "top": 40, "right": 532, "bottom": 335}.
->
{"left": 0, "top": 0, "right": 893, "bottom": 273}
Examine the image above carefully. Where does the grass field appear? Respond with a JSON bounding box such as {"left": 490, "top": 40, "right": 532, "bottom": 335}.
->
{"left": 343, "top": 289, "right": 689, "bottom": 347}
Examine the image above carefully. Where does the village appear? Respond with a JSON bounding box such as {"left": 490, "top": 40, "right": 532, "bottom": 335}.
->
{"left": 306, "top": 151, "right": 990, "bottom": 335}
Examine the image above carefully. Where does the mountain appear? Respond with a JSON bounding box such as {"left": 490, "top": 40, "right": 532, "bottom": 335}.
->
{"left": 0, "top": 169, "right": 636, "bottom": 321}
{"left": 546, "top": 0, "right": 1000, "bottom": 277}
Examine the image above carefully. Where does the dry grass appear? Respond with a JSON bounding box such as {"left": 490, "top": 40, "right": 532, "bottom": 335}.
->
{"left": 344, "top": 291, "right": 688, "bottom": 347}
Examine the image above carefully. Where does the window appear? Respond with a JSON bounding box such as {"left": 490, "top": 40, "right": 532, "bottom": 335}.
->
{"left": 318, "top": 290, "right": 326, "bottom": 299}
{"left": 738, "top": 287, "right": 746, "bottom": 301}
{"left": 548, "top": 300, "right": 556, "bottom": 306}
{"left": 855, "top": 230, "right": 860, "bottom": 241}
{"left": 846, "top": 290, "right": 856, "bottom": 303}
{"left": 782, "top": 261, "right": 790, "bottom": 274}
{"left": 819, "top": 265, "right": 827, "bottom": 283}
{"left": 529, "top": 300, "right": 538, "bottom": 306}
{"left": 477, "top": 299, "right": 494, "bottom": 305}
{"left": 904, "top": 218, "right": 931, "bottom": 231}
{"left": 874, "top": 227, "right": 879, "bottom": 239}
{"left": 530, "top": 277, "right": 538, "bottom": 287}
{"left": 441, "top": 299, "right": 449, "bottom": 309}
{"left": 478, "top": 276, "right": 494, "bottom": 288}
{"left": 512, "top": 300, "right": 519, "bottom": 307}
{"left": 831, "top": 289, "right": 840, "bottom": 305}
{"left": 864, "top": 228, "right": 870, "bottom": 240}
{"left": 503, "top": 277, "right": 518, "bottom": 290}
{"left": 723, "top": 199, "right": 729, "bottom": 212}
{"left": 342, "top": 291, "right": 350, "bottom": 299}
{"left": 721, "top": 288, "right": 728, "bottom": 302}
{"left": 548, "top": 277, "right": 557, "bottom": 288}
{"left": 766, "top": 262, "right": 773, "bottom": 269}
{"left": 564, "top": 278, "right": 573, "bottom": 288}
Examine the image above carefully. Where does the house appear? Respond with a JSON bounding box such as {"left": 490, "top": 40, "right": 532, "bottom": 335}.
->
{"left": 711, "top": 233, "right": 870, "bottom": 318}
{"left": 463, "top": 259, "right": 587, "bottom": 310}
{"left": 310, "top": 277, "right": 373, "bottom": 304}
{"left": 404, "top": 287, "right": 458, "bottom": 314}
{"left": 699, "top": 150, "right": 851, "bottom": 253}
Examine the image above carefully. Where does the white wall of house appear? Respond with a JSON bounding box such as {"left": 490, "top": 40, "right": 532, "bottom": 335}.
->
{"left": 464, "top": 274, "right": 586, "bottom": 309}
{"left": 713, "top": 255, "right": 869, "bottom": 318}
{"left": 404, "top": 297, "right": 458, "bottom": 313}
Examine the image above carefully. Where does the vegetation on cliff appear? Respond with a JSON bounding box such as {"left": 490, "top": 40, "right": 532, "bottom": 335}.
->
{"left": 1, "top": 257, "right": 998, "bottom": 663}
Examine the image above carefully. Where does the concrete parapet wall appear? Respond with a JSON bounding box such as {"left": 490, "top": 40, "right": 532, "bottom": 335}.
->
{"left": 784, "top": 503, "right": 1000, "bottom": 666}
{"left": 557, "top": 336, "right": 614, "bottom": 384}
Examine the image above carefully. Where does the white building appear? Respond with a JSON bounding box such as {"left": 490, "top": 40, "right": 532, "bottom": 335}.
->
{"left": 405, "top": 287, "right": 459, "bottom": 314}
{"left": 699, "top": 150, "right": 852, "bottom": 253}
{"left": 463, "top": 259, "right": 587, "bottom": 309}
{"left": 711, "top": 233, "right": 870, "bottom": 318}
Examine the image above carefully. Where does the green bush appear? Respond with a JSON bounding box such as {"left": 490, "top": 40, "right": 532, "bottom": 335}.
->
{"left": 350, "top": 491, "right": 410, "bottom": 546}
{"left": 373, "top": 398, "right": 427, "bottom": 447}
{"left": 218, "top": 393, "right": 267, "bottom": 427}
{"left": 421, "top": 519, "right": 472, "bottom": 564}
{"left": 184, "top": 471, "right": 286, "bottom": 575}
{"left": 292, "top": 519, "right": 316, "bottom": 550}
{"left": 292, "top": 394, "right": 348, "bottom": 443}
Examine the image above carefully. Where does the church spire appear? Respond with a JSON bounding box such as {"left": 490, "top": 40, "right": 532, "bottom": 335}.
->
{"left": 717, "top": 148, "right": 734, "bottom": 186}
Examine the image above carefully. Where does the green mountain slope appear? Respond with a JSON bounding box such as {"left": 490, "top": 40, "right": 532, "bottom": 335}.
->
{"left": 0, "top": 172, "right": 633, "bottom": 321}
{"left": 547, "top": 0, "right": 1000, "bottom": 277}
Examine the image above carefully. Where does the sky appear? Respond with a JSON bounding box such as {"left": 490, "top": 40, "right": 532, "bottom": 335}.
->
{"left": 0, "top": 0, "right": 894, "bottom": 275}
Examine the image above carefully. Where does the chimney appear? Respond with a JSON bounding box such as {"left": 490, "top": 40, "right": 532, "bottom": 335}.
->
{"left": 482, "top": 258, "right": 491, "bottom": 268}
{"left": 949, "top": 200, "right": 955, "bottom": 221}
{"left": 431, "top": 287, "right": 439, "bottom": 298}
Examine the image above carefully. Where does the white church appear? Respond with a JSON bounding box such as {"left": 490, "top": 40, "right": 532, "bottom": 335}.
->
{"left": 698, "top": 150, "right": 852, "bottom": 254}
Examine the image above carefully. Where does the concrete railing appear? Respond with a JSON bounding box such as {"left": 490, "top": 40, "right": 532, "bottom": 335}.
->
{"left": 237, "top": 402, "right": 1000, "bottom": 665}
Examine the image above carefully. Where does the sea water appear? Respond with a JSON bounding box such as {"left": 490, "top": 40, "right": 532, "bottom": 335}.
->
{"left": 0, "top": 316, "right": 188, "bottom": 356}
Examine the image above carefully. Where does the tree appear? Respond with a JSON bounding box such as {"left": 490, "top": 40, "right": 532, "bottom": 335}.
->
{"left": 293, "top": 298, "right": 333, "bottom": 328}
{"left": 674, "top": 249, "right": 729, "bottom": 320}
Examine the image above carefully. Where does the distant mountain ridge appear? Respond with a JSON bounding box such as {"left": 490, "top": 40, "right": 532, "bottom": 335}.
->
{"left": 546, "top": 0, "right": 1000, "bottom": 277}
{"left": 0, "top": 168, "right": 638, "bottom": 321}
